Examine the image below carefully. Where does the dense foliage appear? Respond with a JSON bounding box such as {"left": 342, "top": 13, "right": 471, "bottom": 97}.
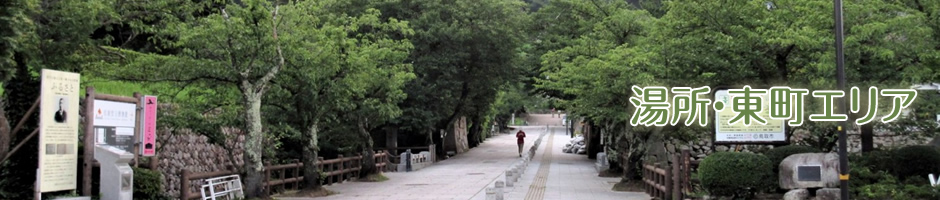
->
{"left": 0, "top": 0, "right": 531, "bottom": 198}
{"left": 1, "top": 0, "right": 939, "bottom": 198}
{"left": 889, "top": 145, "right": 940, "bottom": 180}
{"left": 698, "top": 152, "right": 775, "bottom": 198}
{"left": 533, "top": 0, "right": 940, "bottom": 185}
{"left": 133, "top": 167, "right": 170, "bottom": 200}
{"left": 851, "top": 156, "right": 940, "bottom": 199}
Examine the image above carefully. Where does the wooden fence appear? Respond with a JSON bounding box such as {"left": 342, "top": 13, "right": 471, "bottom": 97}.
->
{"left": 180, "top": 150, "right": 391, "bottom": 200}
{"left": 642, "top": 149, "right": 701, "bottom": 200}
{"left": 643, "top": 163, "right": 671, "bottom": 199}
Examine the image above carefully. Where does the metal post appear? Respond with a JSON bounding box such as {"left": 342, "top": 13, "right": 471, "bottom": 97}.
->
{"left": 832, "top": 0, "right": 850, "bottom": 199}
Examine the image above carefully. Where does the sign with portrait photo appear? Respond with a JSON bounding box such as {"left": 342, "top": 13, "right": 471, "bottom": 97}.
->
{"left": 38, "top": 69, "right": 80, "bottom": 192}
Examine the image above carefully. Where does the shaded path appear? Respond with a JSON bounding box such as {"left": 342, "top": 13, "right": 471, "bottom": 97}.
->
{"left": 280, "top": 114, "right": 649, "bottom": 200}
{"left": 500, "top": 125, "right": 650, "bottom": 200}
{"left": 278, "top": 126, "right": 547, "bottom": 200}
{"left": 524, "top": 128, "right": 553, "bottom": 199}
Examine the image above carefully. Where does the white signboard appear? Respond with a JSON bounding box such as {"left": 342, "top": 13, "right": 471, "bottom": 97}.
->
{"left": 714, "top": 89, "right": 787, "bottom": 143}
{"left": 38, "top": 69, "right": 80, "bottom": 192}
{"left": 93, "top": 100, "right": 137, "bottom": 153}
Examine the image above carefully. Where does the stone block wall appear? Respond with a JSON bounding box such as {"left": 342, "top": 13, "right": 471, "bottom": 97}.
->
{"left": 156, "top": 128, "right": 244, "bottom": 198}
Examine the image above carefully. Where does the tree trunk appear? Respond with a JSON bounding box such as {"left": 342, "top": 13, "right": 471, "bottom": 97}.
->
{"left": 358, "top": 122, "right": 377, "bottom": 177}
{"left": 618, "top": 120, "right": 648, "bottom": 181}
{"left": 468, "top": 116, "right": 482, "bottom": 148}
{"left": 302, "top": 122, "right": 320, "bottom": 189}
{"left": 0, "top": 99, "right": 10, "bottom": 160}
{"left": 861, "top": 123, "right": 874, "bottom": 152}
{"left": 241, "top": 90, "right": 266, "bottom": 197}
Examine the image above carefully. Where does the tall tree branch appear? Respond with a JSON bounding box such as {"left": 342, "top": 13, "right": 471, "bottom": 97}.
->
{"left": 258, "top": 5, "right": 284, "bottom": 95}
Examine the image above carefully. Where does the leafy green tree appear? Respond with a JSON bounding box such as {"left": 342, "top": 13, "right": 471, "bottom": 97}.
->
{"left": 527, "top": 0, "right": 627, "bottom": 98}
{"left": 0, "top": 0, "right": 32, "bottom": 167}
{"left": 0, "top": 0, "right": 132, "bottom": 197}
{"left": 92, "top": 0, "right": 323, "bottom": 196}
{"left": 534, "top": 0, "right": 662, "bottom": 179}
{"left": 535, "top": 0, "right": 940, "bottom": 183}
{"left": 266, "top": 0, "right": 414, "bottom": 187}
{"left": 373, "top": 0, "right": 529, "bottom": 151}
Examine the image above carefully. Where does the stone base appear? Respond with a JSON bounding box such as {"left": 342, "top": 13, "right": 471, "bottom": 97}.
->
{"left": 813, "top": 188, "right": 840, "bottom": 200}
{"left": 784, "top": 189, "right": 809, "bottom": 200}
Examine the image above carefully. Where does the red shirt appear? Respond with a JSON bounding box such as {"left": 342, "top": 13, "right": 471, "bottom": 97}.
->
{"left": 516, "top": 131, "right": 526, "bottom": 144}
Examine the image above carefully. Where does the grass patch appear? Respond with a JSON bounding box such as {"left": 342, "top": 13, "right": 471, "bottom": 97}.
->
{"left": 82, "top": 77, "right": 147, "bottom": 96}
{"left": 611, "top": 181, "right": 645, "bottom": 192}
{"left": 360, "top": 173, "right": 389, "bottom": 182}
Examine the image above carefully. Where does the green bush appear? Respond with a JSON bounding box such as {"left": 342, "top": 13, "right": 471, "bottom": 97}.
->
{"left": 851, "top": 171, "right": 940, "bottom": 200}
{"left": 850, "top": 151, "right": 940, "bottom": 200}
{"left": 133, "top": 167, "right": 170, "bottom": 200}
{"left": 892, "top": 145, "right": 940, "bottom": 180}
{"left": 851, "top": 150, "right": 895, "bottom": 174}
{"left": 764, "top": 145, "right": 819, "bottom": 172}
{"left": 698, "top": 152, "right": 774, "bottom": 198}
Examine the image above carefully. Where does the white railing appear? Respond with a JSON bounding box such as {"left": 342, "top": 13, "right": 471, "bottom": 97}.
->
{"left": 398, "top": 151, "right": 433, "bottom": 172}
{"left": 200, "top": 175, "right": 244, "bottom": 200}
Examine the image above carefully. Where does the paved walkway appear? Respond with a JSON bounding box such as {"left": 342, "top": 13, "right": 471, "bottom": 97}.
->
{"left": 280, "top": 114, "right": 649, "bottom": 200}
{"left": 498, "top": 126, "right": 650, "bottom": 200}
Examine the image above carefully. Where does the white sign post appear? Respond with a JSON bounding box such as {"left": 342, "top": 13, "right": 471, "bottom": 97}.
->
{"left": 37, "top": 69, "right": 81, "bottom": 196}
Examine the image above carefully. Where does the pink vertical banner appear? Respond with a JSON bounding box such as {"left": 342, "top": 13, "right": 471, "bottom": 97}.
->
{"left": 141, "top": 96, "right": 158, "bottom": 156}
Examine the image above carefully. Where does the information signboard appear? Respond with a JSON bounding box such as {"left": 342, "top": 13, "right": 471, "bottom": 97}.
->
{"left": 713, "top": 88, "right": 787, "bottom": 144}
{"left": 38, "top": 69, "right": 80, "bottom": 192}
{"left": 93, "top": 100, "right": 137, "bottom": 153}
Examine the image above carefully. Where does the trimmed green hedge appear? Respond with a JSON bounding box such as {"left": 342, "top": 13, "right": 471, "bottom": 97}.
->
{"left": 699, "top": 152, "right": 774, "bottom": 198}
{"left": 892, "top": 145, "right": 940, "bottom": 180}
{"left": 133, "top": 167, "right": 170, "bottom": 200}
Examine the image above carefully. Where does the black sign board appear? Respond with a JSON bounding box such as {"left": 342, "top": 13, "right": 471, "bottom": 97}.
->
{"left": 797, "top": 165, "right": 822, "bottom": 182}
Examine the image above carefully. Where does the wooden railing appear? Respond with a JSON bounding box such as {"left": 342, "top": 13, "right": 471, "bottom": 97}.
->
{"left": 643, "top": 163, "right": 671, "bottom": 199}
{"left": 180, "top": 150, "right": 391, "bottom": 200}
{"left": 642, "top": 149, "right": 700, "bottom": 200}
{"left": 679, "top": 150, "right": 701, "bottom": 198}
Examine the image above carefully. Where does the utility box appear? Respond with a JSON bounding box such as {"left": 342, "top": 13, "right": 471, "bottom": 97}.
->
{"left": 94, "top": 145, "right": 133, "bottom": 200}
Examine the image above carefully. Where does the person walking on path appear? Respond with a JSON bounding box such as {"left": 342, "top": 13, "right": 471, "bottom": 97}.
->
{"left": 516, "top": 129, "right": 526, "bottom": 157}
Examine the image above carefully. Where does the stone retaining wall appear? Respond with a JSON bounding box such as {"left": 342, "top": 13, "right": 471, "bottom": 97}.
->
{"left": 157, "top": 128, "right": 245, "bottom": 198}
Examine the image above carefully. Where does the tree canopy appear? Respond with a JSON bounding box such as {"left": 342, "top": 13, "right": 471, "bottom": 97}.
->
{"left": 1, "top": 0, "right": 939, "bottom": 198}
